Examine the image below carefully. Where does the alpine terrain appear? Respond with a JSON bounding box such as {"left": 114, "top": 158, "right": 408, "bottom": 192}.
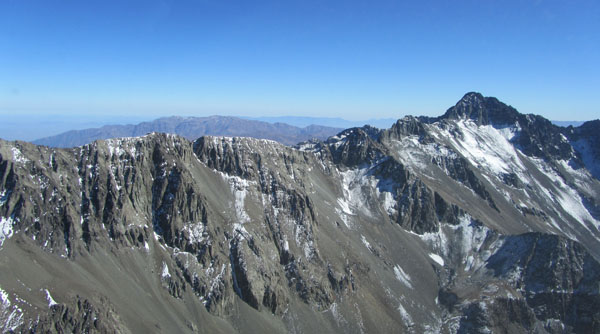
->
{"left": 1, "top": 92, "right": 599, "bottom": 333}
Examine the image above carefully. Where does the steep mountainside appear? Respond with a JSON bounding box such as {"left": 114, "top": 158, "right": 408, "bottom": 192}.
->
{"left": 1, "top": 93, "right": 599, "bottom": 333}
{"left": 32, "top": 116, "right": 343, "bottom": 147}
{"left": 563, "top": 120, "right": 600, "bottom": 180}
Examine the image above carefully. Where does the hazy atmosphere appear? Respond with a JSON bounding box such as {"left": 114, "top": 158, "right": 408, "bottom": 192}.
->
{"left": 1, "top": 0, "right": 599, "bottom": 139}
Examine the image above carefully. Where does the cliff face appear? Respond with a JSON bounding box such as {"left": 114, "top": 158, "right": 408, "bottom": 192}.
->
{"left": 1, "top": 93, "right": 600, "bottom": 333}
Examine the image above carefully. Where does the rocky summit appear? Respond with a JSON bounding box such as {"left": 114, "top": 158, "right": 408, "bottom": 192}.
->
{"left": 1, "top": 92, "right": 600, "bottom": 333}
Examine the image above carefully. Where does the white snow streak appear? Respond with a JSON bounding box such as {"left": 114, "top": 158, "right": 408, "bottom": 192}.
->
{"left": 428, "top": 253, "right": 444, "bottom": 266}
{"left": 393, "top": 265, "right": 413, "bottom": 289}
{"left": 397, "top": 302, "right": 414, "bottom": 327}
{"left": 361, "top": 235, "right": 373, "bottom": 252}
{"left": 44, "top": 289, "right": 58, "bottom": 307}
{"left": 336, "top": 198, "right": 353, "bottom": 216}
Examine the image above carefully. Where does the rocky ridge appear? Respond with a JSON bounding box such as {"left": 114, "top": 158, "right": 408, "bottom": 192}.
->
{"left": 0, "top": 93, "right": 599, "bottom": 333}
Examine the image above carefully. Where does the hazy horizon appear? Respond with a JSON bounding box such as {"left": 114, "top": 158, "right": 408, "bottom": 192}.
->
{"left": 0, "top": 113, "right": 400, "bottom": 141}
{"left": 1, "top": 0, "right": 598, "bottom": 125}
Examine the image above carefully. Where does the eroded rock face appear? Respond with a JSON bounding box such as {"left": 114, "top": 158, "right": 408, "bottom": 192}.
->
{"left": 485, "top": 233, "right": 600, "bottom": 333}
{"left": 1, "top": 93, "right": 600, "bottom": 333}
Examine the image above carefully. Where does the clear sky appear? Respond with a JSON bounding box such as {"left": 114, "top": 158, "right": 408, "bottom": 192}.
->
{"left": 1, "top": 0, "right": 599, "bottom": 121}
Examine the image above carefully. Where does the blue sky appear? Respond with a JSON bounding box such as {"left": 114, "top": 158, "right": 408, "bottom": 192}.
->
{"left": 1, "top": 0, "right": 599, "bottom": 122}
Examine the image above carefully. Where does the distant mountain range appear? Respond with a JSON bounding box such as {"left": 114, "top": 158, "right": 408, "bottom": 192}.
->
{"left": 242, "top": 116, "right": 397, "bottom": 129}
{"left": 551, "top": 120, "right": 585, "bottom": 127}
{"left": 32, "top": 116, "right": 344, "bottom": 147}
{"left": 0, "top": 114, "right": 153, "bottom": 142}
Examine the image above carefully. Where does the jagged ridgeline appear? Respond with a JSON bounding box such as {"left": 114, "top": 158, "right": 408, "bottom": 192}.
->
{"left": 1, "top": 93, "right": 600, "bottom": 333}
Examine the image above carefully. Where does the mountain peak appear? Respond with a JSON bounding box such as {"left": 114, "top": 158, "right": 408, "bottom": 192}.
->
{"left": 440, "top": 92, "right": 519, "bottom": 126}
{"left": 454, "top": 92, "right": 487, "bottom": 115}
{"left": 460, "top": 91, "right": 486, "bottom": 103}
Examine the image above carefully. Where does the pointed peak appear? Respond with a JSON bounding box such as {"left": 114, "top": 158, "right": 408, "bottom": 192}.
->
{"left": 439, "top": 92, "right": 518, "bottom": 126}
{"left": 454, "top": 92, "right": 489, "bottom": 113}
{"left": 459, "top": 91, "right": 485, "bottom": 103}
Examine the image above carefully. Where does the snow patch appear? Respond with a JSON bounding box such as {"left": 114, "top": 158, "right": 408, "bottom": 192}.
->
{"left": 335, "top": 207, "right": 352, "bottom": 228}
{"left": 0, "top": 216, "right": 15, "bottom": 248}
{"left": 381, "top": 191, "right": 396, "bottom": 215}
{"left": 184, "top": 222, "right": 206, "bottom": 244}
{"left": 336, "top": 165, "right": 396, "bottom": 227}
{"left": 452, "top": 216, "right": 488, "bottom": 258}
{"left": 11, "top": 147, "right": 28, "bottom": 163}
{"left": 161, "top": 262, "right": 171, "bottom": 279}
{"left": 397, "top": 302, "right": 414, "bottom": 327}
{"left": 418, "top": 226, "right": 449, "bottom": 257}
{"left": 531, "top": 158, "right": 600, "bottom": 231}
{"left": 220, "top": 173, "right": 254, "bottom": 225}
{"left": 0, "top": 190, "right": 8, "bottom": 207}
{"left": 296, "top": 141, "right": 319, "bottom": 151}
{"left": 203, "top": 264, "right": 227, "bottom": 306}
{"left": 456, "top": 121, "right": 524, "bottom": 173}
{"left": 0, "top": 286, "right": 23, "bottom": 332}
{"left": 283, "top": 238, "right": 289, "bottom": 251}
{"left": 106, "top": 139, "right": 125, "bottom": 157}
{"left": 429, "top": 253, "right": 444, "bottom": 266}
{"left": 439, "top": 120, "right": 529, "bottom": 183}
{"left": 336, "top": 197, "right": 353, "bottom": 215}
{"left": 393, "top": 265, "right": 413, "bottom": 289}
{"left": 361, "top": 235, "right": 374, "bottom": 253}
{"left": 44, "top": 289, "right": 58, "bottom": 307}
{"left": 417, "top": 215, "right": 498, "bottom": 271}
{"left": 391, "top": 135, "right": 457, "bottom": 174}
{"left": 339, "top": 168, "right": 371, "bottom": 216}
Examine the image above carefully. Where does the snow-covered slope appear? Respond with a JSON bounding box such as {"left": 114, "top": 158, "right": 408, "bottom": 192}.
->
{"left": 381, "top": 96, "right": 600, "bottom": 253}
